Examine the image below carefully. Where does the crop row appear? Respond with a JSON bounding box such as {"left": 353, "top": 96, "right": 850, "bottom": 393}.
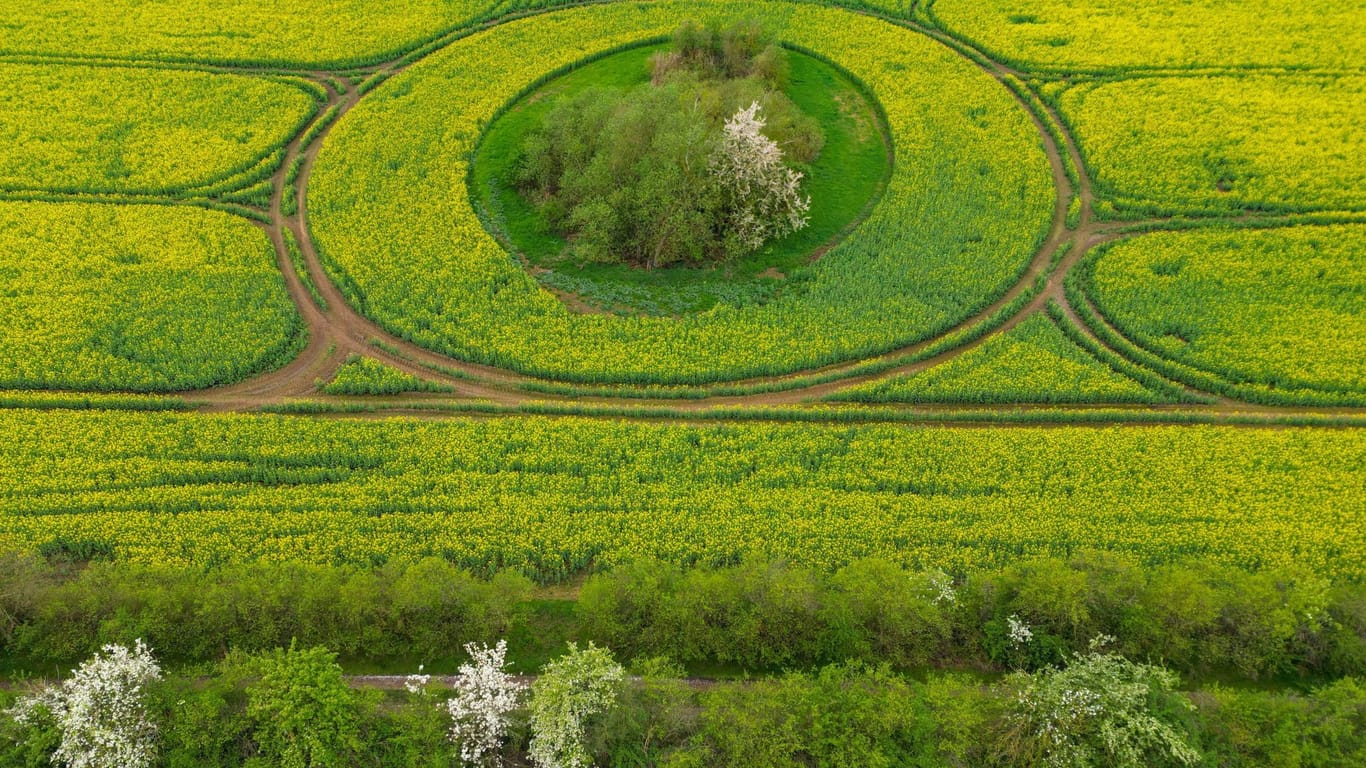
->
{"left": 310, "top": 0, "right": 1054, "bottom": 385}
{"left": 0, "top": 62, "right": 319, "bottom": 197}
{"left": 1083, "top": 225, "right": 1366, "bottom": 403}
{"left": 0, "top": 202, "right": 303, "bottom": 392}
{"left": 836, "top": 311, "right": 1172, "bottom": 405}
{"left": 0, "top": 409, "right": 1361, "bottom": 580}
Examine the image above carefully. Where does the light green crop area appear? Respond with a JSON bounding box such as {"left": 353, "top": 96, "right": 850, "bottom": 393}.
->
{"left": 309, "top": 1, "right": 1054, "bottom": 385}
{"left": 1087, "top": 226, "right": 1366, "bottom": 399}
{"left": 931, "top": 0, "right": 1366, "bottom": 70}
{"left": 0, "top": 202, "right": 302, "bottom": 392}
{"left": 1056, "top": 75, "right": 1366, "bottom": 216}
{"left": 0, "top": 63, "right": 319, "bottom": 195}
{"left": 0, "top": 410, "right": 1362, "bottom": 579}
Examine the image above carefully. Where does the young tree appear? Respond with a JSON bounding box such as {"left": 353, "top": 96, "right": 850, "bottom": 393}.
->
{"left": 243, "top": 642, "right": 363, "bottom": 768}
{"left": 7, "top": 639, "right": 162, "bottom": 768}
{"left": 446, "top": 640, "right": 525, "bottom": 767}
{"left": 712, "top": 101, "right": 811, "bottom": 254}
{"left": 1003, "top": 637, "right": 1200, "bottom": 767}
{"left": 528, "top": 642, "right": 625, "bottom": 768}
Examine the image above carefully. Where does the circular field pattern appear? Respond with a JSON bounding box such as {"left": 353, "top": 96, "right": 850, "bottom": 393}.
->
{"left": 309, "top": 1, "right": 1055, "bottom": 385}
{"left": 470, "top": 41, "right": 893, "bottom": 317}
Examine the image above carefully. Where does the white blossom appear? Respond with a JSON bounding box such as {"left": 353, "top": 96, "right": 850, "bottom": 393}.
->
{"left": 7, "top": 639, "right": 162, "bottom": 768}
{"left": 926, "top": 569, "right": 957, "bottom": 606}
{"left": 1009, "top": 644, "right": 1200, "bottom": 767}
{"left": 1007, "top": 614, "right": 1034, "bottom": 646}
{"left": 711, "top": 101, "right": 810, "bottom": 252}
{"left": 528, "top": 643, "right": 624, "bottom": 768}
{"left": 405, "top": 664, "right": 432, "bottom": 697}
{"left": 446, "top": 640, "right": 524, "bottom": 767}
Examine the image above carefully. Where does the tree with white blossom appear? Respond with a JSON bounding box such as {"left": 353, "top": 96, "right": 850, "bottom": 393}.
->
{"left": 711, "top": 101, "right": 811, "bottom": 253}
{"left": 1005, "top": 636, "right": 1199, "bottom": 768}
{"left": 528, "top": 642, "right": 624, "bottom": 768}
{"left": 445, "top": 640, "right": 525, "bottom": 767}
{"left": 6, "top": 639, "right": 162, "bottom": 768}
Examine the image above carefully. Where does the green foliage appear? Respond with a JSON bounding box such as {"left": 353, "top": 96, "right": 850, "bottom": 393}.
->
{"left": 320, "top": 356, "right": 452, "bottom": 396}
{"left": 841, "top": 312, "right": 1171, "bottom": 404}
{"left": 477, "top": 40, "right": 887, "bottom": 315}
{"left": 1056, "top": 75, "right": 1366, "bottom": 216}
{"left": 512, "top": 22, "right": 823, "bottom": 268}
{"left": 310, "top": 1, "right": 1053, "bottom": 383}
{"left": 1195, "top": 677, "right": 1366, "bottom": 765}
{"left": 153, "top": 672, "right": 253, "bottom": 768}
{"left": 8, "top": 559, "right": 532, "bottom": 668}
{"left": 576, "top": 554, "right": 1361, "bottom": 681}
{"left": 529, "top": 642, "right": 624, "bottom": 768}
{"left": 0, "top": 202, "right": 302, "bottom": 392}
{"left": 0, "top": 64, "right": 317, "bottom": 196}
{"left": 241, "top": 643, "right": 366, "bottom": 768}
{"left": 1085, "top": 226, "right": 1366, "bottom": 403}
{"left": 686, "top": 661, "right": 935, "bottom": 767}
{"left": 590, "top": 657, "right": 697, "bottom": 766}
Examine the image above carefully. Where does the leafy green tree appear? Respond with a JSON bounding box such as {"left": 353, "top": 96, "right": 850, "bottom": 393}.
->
{"left": 528, "top": 643, "right": 624, "bottom": 768}
{"left": 241, "top": 642, "right": 364, "bottom": 768}
{"left": 515, "top": 19, "right": 819, "bottom": 268}
{"left": 1002, "top": 639, "right": 1199, "bottom": 767}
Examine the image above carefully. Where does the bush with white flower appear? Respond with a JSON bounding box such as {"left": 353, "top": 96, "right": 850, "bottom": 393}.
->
{"left": 446, "top": 640, "right": 525, "bottom": 767}
{"left": 528, "top": 642, "right": 624, "bottom": 768}
{"left": 6, "top": 639, "right": 162, "bottom": 768}
{"left": 1005, "top": 636, "right": 1200, "bottom": 768}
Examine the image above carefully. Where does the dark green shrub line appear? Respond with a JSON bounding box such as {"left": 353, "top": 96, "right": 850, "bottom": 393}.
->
{"left": 4, "top": 554, "right": 1362, "bottom": 684}
{"left": 0, "top": 393, "right": 190, "bottom": 413}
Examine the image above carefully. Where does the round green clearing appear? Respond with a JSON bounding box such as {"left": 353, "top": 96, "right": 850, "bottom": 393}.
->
{"left": 1088, "top": 225, "right": 1366, "bottom": 400}
{"left": 471, "top": 42, "right": 893, "bottom": 316}
{"left": 309, "top": 1, "right": 1055, "bottom": 385}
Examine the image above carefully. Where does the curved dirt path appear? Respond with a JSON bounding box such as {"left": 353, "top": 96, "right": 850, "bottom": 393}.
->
{"left": 197, "top": 7, "right": 1100, "bottom": 411}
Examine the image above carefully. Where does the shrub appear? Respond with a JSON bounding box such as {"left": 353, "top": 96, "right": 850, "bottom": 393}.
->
{"left": 6, "top": 640, "right": 162, "bottom": 768}
{"left": 1001, "top": 639, "right": 1200, "bottom": 768}
{"left": 528, "top": 643, "right": 625, "bottom": 768}
{"left": 240, "top": 643, "right": 366, "bottom": 768}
